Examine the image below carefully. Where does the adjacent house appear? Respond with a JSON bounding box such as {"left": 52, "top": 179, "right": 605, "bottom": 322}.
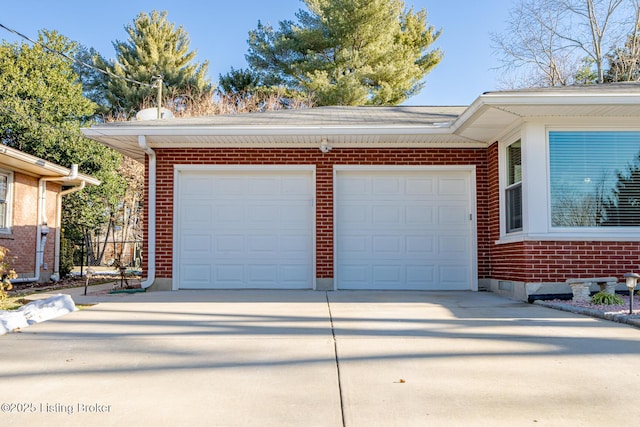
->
{"left": 82, "top": 83, "right": 640, "bottom": 300}
{"left": 0, "top": 145, "right": 99, "bottom": 283}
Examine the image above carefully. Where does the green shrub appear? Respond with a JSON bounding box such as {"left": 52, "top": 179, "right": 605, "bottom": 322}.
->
{"left": 591, "top": 291, "right": 624, "bottom": 305}
{"left": 0, "top": 246, "right": 17, "bottom": 301}
{"left": 59, "top": 236, "right": 75, "bottom": 278}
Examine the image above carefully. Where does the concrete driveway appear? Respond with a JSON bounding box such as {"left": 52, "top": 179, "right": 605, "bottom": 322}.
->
{"left": 2, "top": 289, "right": 640, "bottom": 426}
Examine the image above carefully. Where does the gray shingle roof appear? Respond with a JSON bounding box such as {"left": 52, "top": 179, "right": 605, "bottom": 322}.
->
{"left": 105, "top": 106, "right": 467, "bottom": 128}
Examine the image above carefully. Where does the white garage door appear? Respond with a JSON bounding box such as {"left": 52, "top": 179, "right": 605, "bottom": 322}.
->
{"left": 336, "top": 168, "right": 475, "bottom": 290}
{"left": 175, "top": 167, "right": 314, "bottom": 289}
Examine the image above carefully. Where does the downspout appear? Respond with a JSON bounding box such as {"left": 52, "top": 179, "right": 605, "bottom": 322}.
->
{"left": 12, "top": 165, "right": 82, "bottom": 284}
{"left": 51, "top": 179, "right": 86, "bottom": 281}
{"left": 138, "top": 135, "right": 156, "bottom": 289}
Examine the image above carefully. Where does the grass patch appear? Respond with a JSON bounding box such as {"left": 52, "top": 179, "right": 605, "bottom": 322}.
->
{"left": 0, "top": 296, "right": 23, "bottom": 311}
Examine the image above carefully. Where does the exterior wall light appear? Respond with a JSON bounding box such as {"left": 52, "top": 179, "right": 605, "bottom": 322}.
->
{"left": 623, "top": 273, "right": 640, "bottom": 314}
{"left": 319, "top": 139, "right": 333, "bottom": 153}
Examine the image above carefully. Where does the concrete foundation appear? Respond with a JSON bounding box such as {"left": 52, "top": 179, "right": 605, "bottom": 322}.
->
{"left": 487, "top": 279, "right": 626, "bottom": 302}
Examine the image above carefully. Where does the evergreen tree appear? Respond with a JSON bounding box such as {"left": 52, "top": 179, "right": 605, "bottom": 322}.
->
{"left": 0, "top": 31, "right": 126, "bottom": 266}
{"left": 96, "top": 10, "right": 213, "bottom": 117}
{"left": 245, "top": 0, "right": 442, "bottom": 106}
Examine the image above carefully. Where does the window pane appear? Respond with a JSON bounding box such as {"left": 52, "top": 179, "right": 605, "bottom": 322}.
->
{"left": 549, "top": 131, "right": 640, "bottom": 227}
{"left": 505, "top": 141, "right": 523, "bottom": 233}
{"left": 506, "top": 183, "right": 522, "bottom": 232}
{"left": 0, "top": 176, "right": 6, "bottom": 202}
{"left": 0, "top": 175, "right": 6, "bottom": 229}
{"left": 507, "top": 141, "right": 522, "bottom": 185}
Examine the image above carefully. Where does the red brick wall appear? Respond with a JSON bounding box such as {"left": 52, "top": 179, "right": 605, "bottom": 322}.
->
{"left": 486, "top": 142, "right": 640, "bottom": 283}
{"left": 0, "top": 172, "right": 58, "bottom": 279}
{"left": 146, "top": 147, "right": 490, "bottom": 281}
{"left": 490, "top": 241, "right": 640, "bottom": 282}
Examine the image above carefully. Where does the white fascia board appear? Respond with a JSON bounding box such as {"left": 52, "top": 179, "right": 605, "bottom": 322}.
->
{"left": 83, "top": 124, "right": 455, "bottom": 137}
{"left": 480, "top": 92, "right": 640, "bottom": 105}
{"left": 449, "top": 90, "right": 640, "bottom": 140}
{"left": 0, "top": 145, "right": 100, "bottom": 185}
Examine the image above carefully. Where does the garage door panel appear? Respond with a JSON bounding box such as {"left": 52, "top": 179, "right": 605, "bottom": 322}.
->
{"left": 407, "top": 265, "right": 435, "bottom": 284}
{"left": 438, "top": 265, "right": 470, "bottom": 290}
{"left": 406, "top": 235, "right": 434, "bottom": 255}
{"left": 341, "top": 265, "right": 369, "bottom": 284}
{"left": 182, "top": 204, "right": 212, "bottom": 225}
{"left": 340, "top": 176, "right": 369, "bottom": 196}
{"left": 438, "top": 205, "right": 469, "bottom": 225}
{"left": 438, "top": 236, "right": 469, "bottom": 255}
{"left": 280, "top": 235, "right": 313, "bottom": 255}
{"left": 406, "top": 206, "right": 434, "bottom": 225}
{"left": 283, "top": 177, "right": 312, "bottom": 195}
{"left": 372, "top": 235, "right": 402, "bottom": 255}
{"left": 340, "top": 235, "right": 369, "bottom": 254}
{"left": 373, "top": 176, "right": 401, "bottom": 194}
{"left": 213, "top": 234, "right": 243, "bottom": 253}
{"left": 177, "top": 169, "right": 314, "bottom": 289}
{"left": 337, "top": 169, "right": 473, "bottom": 290}
{"left": 215, "top": 177, "right": 247, "bottom": 195}
{"left": 182, "top": 234, "right": 212, "bottom": 254}
{"left": 372, "top": 265, "right": 401, "bottom": 282}
{"left": 182, "top": 264, "right": 212, "bottom": 285}
{"left": 438, "top": 177, "right": 468, "bottom": 195}
{"left": 372, "top": 206, "right": 402, "bottom": 224}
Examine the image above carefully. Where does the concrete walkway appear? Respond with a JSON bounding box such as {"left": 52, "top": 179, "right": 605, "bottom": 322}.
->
{"left": 2, "top": 289, "right": 640, "bottom": 426}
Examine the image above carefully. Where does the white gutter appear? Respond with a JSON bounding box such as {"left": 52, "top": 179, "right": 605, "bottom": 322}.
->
{"left": 138, "top": 135, "right": 156, "bottom": 289}
{"left": 12, "top": 165, "right": 82, "bottom": 284}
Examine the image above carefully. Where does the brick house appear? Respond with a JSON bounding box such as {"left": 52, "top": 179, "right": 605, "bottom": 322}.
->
{"left": 83, "top": 83, "right": 640, "bottom": 300}
{"left": 0, "top": 145, "right": 99, "bottom": 283}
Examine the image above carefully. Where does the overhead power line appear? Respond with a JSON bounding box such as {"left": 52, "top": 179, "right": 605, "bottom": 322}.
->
{"left": 0, "top": 22, "right": 154, "bottom": 88}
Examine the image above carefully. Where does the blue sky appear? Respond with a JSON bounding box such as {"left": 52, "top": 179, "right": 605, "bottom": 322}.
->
{"left": 1, "top": 0, "right": 515, "bottom": 106}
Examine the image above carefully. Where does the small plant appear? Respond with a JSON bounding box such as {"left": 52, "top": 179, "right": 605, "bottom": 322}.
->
{"left": 590, "top": 291, "right": 624, "bottom": 305}
{"left": 0, "top": 246, "right": 17, "bottom": 301}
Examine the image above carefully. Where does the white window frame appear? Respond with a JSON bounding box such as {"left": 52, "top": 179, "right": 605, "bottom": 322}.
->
{"left": 547, "top": 127, "right": 640, "bottom": 234}
{"left": 505, "top": 140, "right": 523, "bottom": 234}
{"left": 498, "top": 121, "right": 640, "bottom": 244}
{"left": 0, "top": 170, "right": 13, "bottom": 234}
{"left": 499, "top": 133, "right": 525, "bottom": 240}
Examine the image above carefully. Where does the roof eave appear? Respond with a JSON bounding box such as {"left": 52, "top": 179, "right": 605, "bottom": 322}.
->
{"left": 0, "top": 145, "right": 101, "bottom": 185}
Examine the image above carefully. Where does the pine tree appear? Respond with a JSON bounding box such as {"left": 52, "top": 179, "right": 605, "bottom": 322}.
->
{"left": 97, "top": 10, "right": 213, "bottom": 117}
{"left": 245, "top": 0, "right": 442, "bottom": 106}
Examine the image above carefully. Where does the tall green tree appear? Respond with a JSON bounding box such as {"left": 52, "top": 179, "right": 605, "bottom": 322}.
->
{"left": 0, "top": 30, "right": 126, "bottom": 264}
{"left": 96, "top": 10, "right": 213, "bottom": 117}
{"left": 245, "top": 0, "right": 442, "bottom": 106}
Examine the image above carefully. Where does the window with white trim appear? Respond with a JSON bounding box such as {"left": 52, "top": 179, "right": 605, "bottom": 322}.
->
{"left": 506, "top": 140, "right": 522, "bottom": 233}
{"left": 549, "top": 131, "right": 640, "bottom": 228}
{"left": 0, "top": 171, "right": 12, "bottom": 232}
